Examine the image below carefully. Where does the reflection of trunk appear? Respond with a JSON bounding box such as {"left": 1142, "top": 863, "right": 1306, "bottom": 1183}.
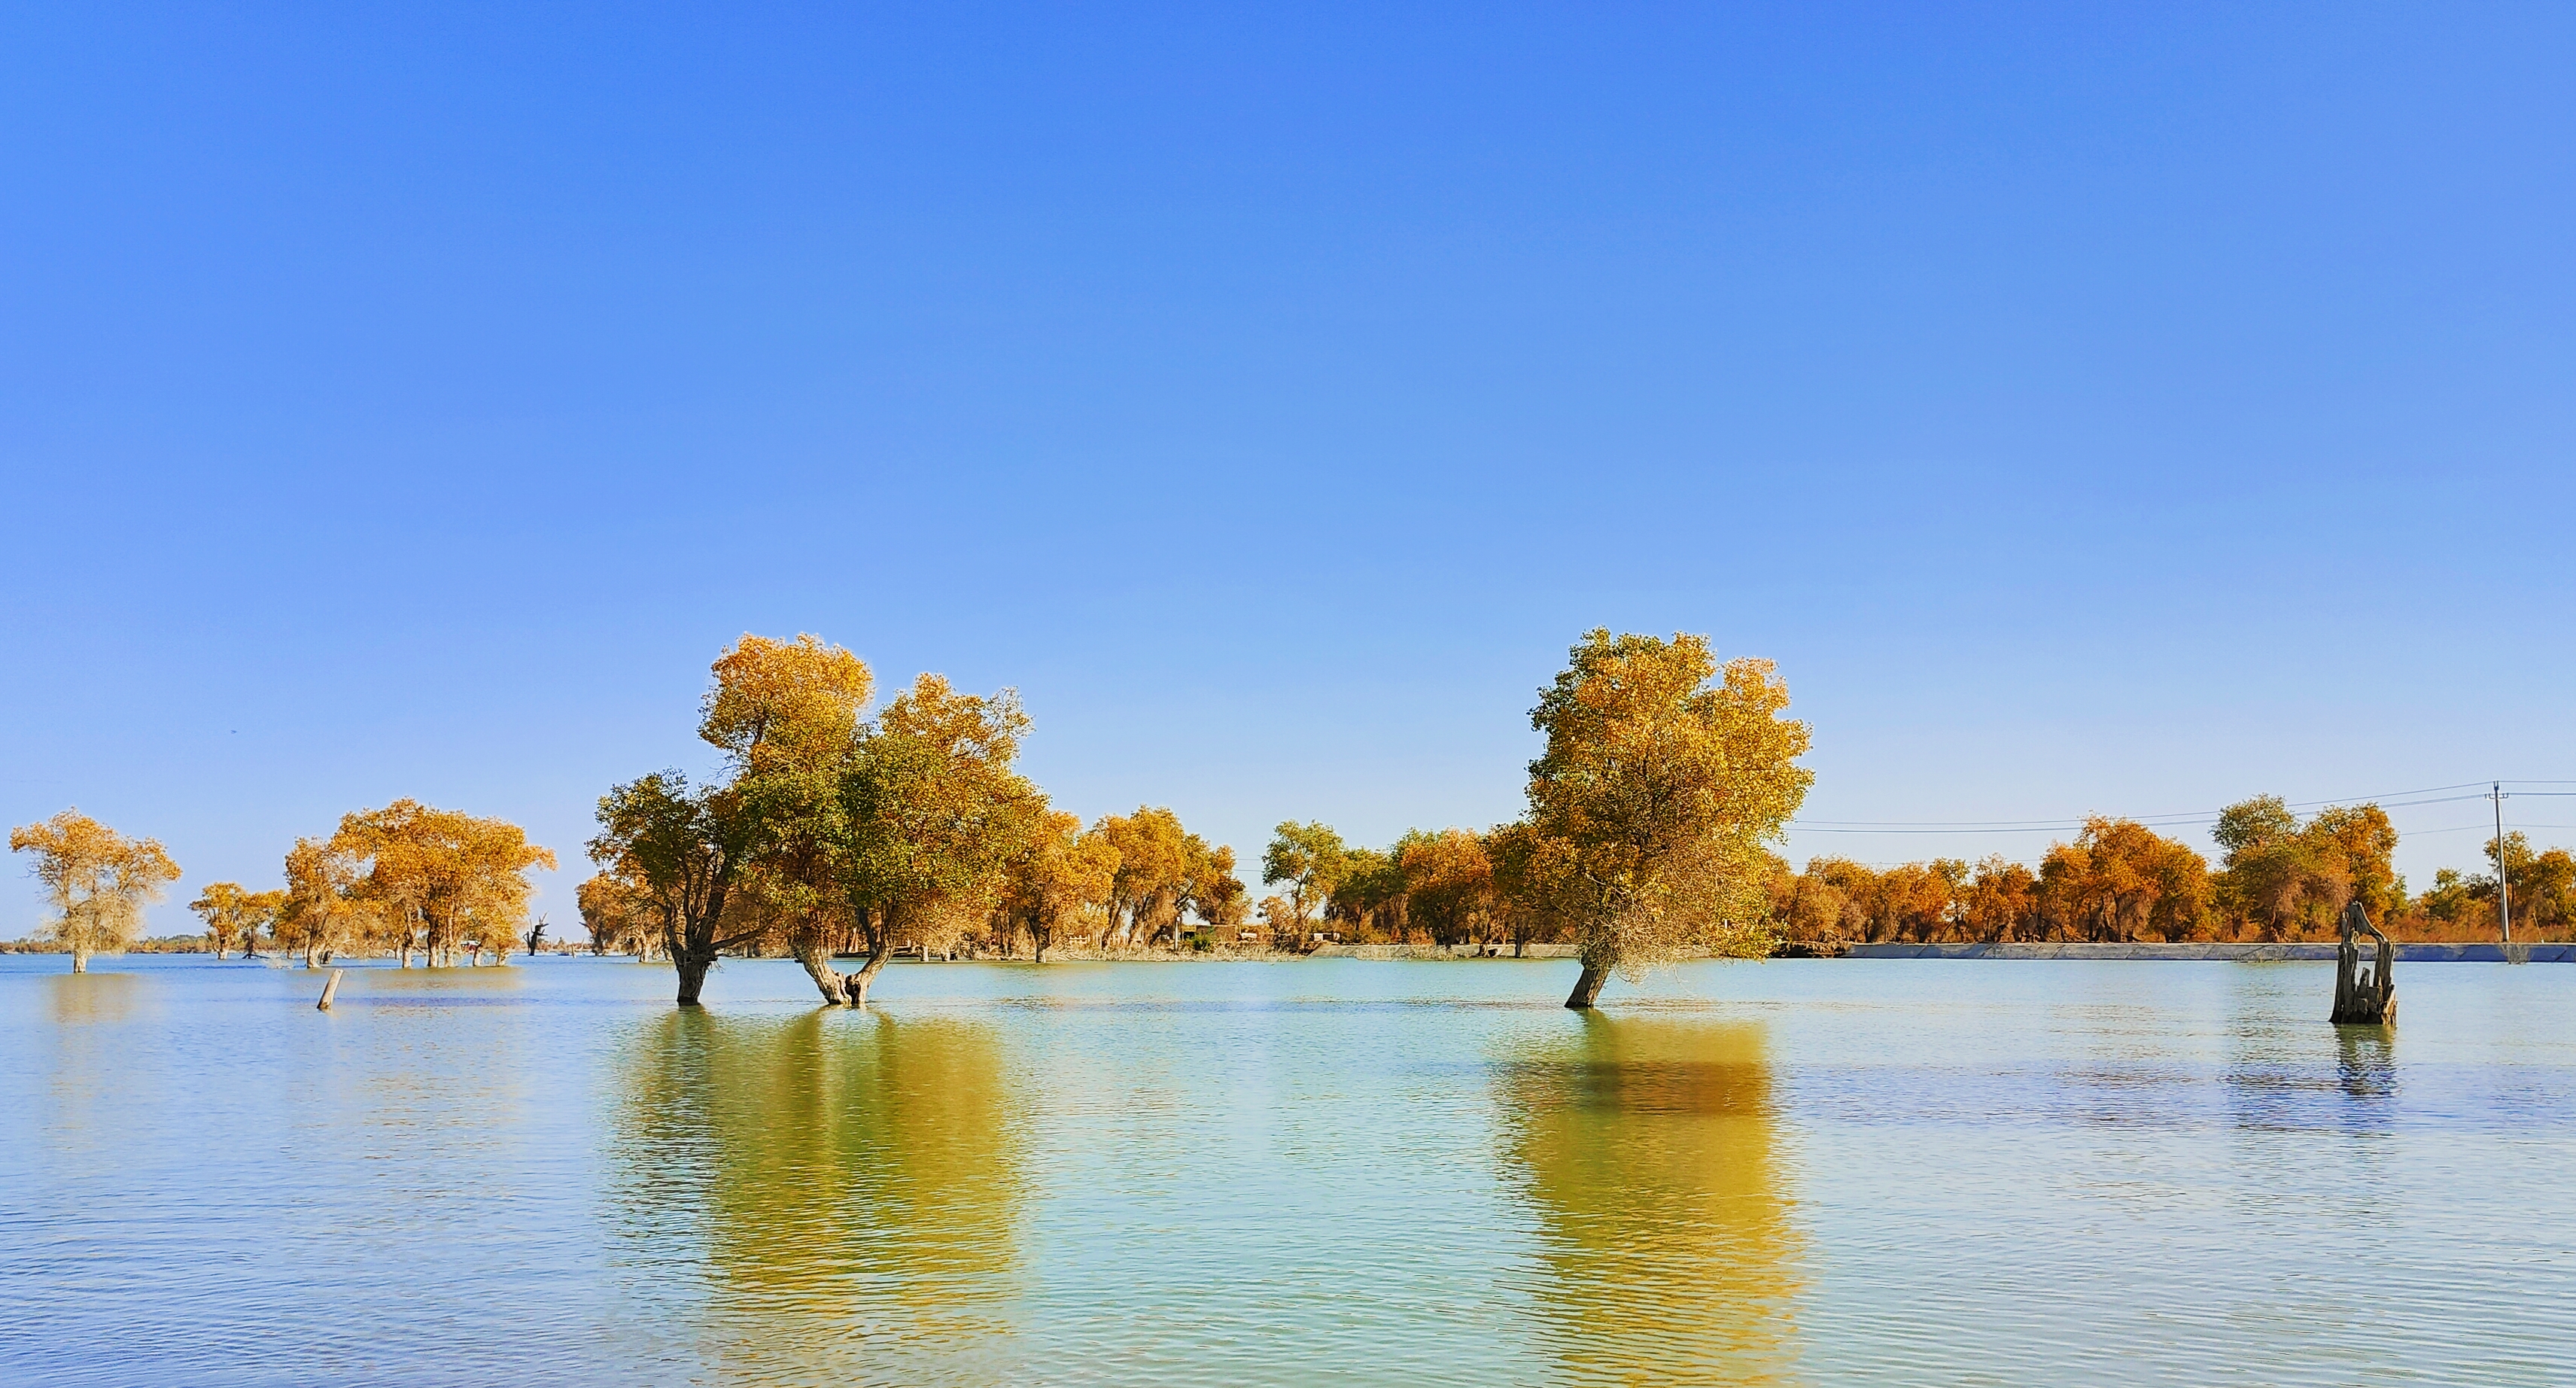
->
{"left": 795, "top": 940, "right": 851, "bottom": 1006}
{"left": 1565, "top": 959, "right": 1607, "bottom": 1009}
{"left": 676, "top": 951, "right": 715, "bottom": 1006}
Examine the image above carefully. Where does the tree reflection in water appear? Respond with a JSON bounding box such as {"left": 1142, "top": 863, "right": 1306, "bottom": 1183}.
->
{"left": 1498, "top": 1015, "right": 1804, "bottom": 1386}
{"left": 615, "top": 1010, "right": 1026, "bottom": 1386}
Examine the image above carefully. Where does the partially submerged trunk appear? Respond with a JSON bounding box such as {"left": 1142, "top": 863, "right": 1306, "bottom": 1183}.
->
{"left": 1564, "top": 957, "right": 1608, "bottom": 1009}
{"left": 675, "top": 951, "right": 715, "bottom": 1007}
{"left": 847, "top": 949, "right": 892, "bottom": 1005}
{"left": 70, "top": 945, "right": 90, "bottom": 975}
{"left": 795, "top": 942, "right": 852, "bottom": 1006}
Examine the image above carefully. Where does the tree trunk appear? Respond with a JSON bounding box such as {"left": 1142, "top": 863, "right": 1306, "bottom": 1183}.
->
{"left": 795, "top": 942, "right": 852, "bottom": 1006}
{"left": 675, "top": 952, "right": 715, "bottom": 1007}
{"left": 1564, "top": 959, "right": 1607, "bottom": 1009}
{"left": 849, "top": 950, "right": 891, "bottom": 1005}
{"left": 71, "top": 945, "right": 89, "bottom": 974}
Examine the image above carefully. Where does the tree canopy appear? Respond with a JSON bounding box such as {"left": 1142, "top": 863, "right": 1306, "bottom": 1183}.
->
{"left": 1523, "top": 630, "right": 1812, "bottom": 1007}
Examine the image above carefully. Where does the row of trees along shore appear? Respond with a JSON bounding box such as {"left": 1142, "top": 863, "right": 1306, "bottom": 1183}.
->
{"left": 1769, "top": 800, "right": 2564, "bottom": 948}
{"left": 6, "top": 802, "right": 556, "bottom": 969}
{"left": 1268, "top": 805, "right": 2561, "bottom": 955}
{"left": 16, "top": 629, "right": 2562, "bottom": 996}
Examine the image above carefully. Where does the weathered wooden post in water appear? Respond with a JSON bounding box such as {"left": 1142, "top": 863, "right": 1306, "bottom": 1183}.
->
{"left": 317, "top": 968, "right": 344, "bottom": 1012}
{"left": 2331, "top": 903, "right": 2395, "bottom": 1026}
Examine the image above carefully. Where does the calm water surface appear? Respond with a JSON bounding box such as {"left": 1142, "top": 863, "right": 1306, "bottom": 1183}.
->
{"left": 3, "top": 955, "right": 2571, "bottom": 1386}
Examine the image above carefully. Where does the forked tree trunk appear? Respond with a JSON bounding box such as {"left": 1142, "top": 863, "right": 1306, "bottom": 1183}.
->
{"left": 848, "top": 950, "right": 891, "bottom": 1005}
{"left": 675, "top": 952, "right": 715, "bottom": 1007}
{"left": 1564, "top": 959, "right": 1607, "bottom": 1009}
{"left": 795, "top": 943, "right": 852, "bottom": 1006}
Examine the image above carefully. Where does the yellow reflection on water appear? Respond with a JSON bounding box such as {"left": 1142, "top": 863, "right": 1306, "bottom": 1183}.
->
{"left": 46, "top": 970, "right": 143, "bottom": 1024}
{"left": 45, "top": 973, "right": 150, "bottom": 1151}
{"left": 1499, "top": 1015, "right": 1804, "bottom": 1387}
{"left": 617, "top": 1010, "right": 1026, "bottom": 1385}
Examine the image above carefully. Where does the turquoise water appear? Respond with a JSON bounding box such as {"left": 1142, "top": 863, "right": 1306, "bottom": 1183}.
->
{"left": 3, "top": 954, "right": 2571, "bottom": 1386}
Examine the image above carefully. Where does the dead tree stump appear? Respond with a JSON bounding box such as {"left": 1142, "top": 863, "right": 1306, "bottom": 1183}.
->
{"left": 2331, "top": 902, "right": 2395, "bottom": 1026}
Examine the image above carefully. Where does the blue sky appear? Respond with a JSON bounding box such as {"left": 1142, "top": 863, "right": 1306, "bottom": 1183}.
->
{"left": 5, "top": 3, "right": 2573, "bottom": 934}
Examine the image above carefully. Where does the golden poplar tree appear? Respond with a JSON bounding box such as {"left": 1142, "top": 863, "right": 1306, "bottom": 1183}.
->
{"left": 1524, "top": 631, "right": 1811, "bottom": 1008}
{"left": 10, "top": 809, "right": 183, "bottom": 973}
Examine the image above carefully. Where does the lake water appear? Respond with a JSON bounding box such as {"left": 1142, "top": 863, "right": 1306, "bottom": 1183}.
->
{"left": 3, "top": 954, "right": 2571, "bottom": 1386}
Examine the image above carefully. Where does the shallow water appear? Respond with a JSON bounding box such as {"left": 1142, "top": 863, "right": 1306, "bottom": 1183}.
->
{"left": 2, "top": 954, "right": 2571, "bottom": 1386}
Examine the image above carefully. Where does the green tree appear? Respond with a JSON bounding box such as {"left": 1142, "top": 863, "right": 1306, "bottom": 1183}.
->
{"left": 823, "top": 674, "right": 1042, "bottom": 1004}
{"left": 591, "top": 771, "right": 766, "bottom": 1005}
{"left": 1262, "top": 820, "right": 1349, "bottom": 942}
{"left": 1525, "top": 631, "right": 1812, "bottom": 1008}
{"left": 1328, "top": 845, "right": 1406, "bottom": 942}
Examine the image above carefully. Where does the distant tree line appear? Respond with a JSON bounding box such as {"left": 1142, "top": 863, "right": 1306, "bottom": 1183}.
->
{"left": 1768, "top": 797, "right": 2565, "bottom": 946}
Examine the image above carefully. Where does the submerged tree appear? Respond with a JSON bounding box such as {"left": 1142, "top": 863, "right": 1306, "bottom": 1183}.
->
{"left": 702, "top": 632, "right": 875, "bottom": 1000}
{"left": 10, "top": 809, "right": 183, "bottom": 973}
{"left": 276, "top": 835, "right": 373, "bottom": 966}
{"left": 592, "top": 771, "right": 765, "bottom": 1005}
{"left": 822, "top": 674, "right": 1042, "bottom": 1004}
{"left": 1524, "top": 631, "right": 1811, "bottom": 1009}
{"left": 189, "top": 881, "right": 284, "bottom": 960}
{"left": 334, "top": 799, "right": 555, "bottom": 966}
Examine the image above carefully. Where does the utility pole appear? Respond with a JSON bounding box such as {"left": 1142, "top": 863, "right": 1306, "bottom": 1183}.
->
{"left": 2490, "top": 782, "right": 2513, "bottom": 945}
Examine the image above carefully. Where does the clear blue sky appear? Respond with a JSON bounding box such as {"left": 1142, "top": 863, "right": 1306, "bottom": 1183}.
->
{"left": 5, "top": 3, "right": 2572, "bottom": 934}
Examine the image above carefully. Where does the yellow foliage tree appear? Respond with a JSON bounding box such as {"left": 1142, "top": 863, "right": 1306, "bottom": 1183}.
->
{"left": 1524, "top": 631, "right": 1811, "bottom": 1008}
{"left": 10, "top": 809, "right": 183, "bottom": 973}
{"left": 189, "top": 881, "right": 284, "bottom": 960}
{"left": 335, "top": 800, "right": 556, "bottom": 966}
{"left": 1000, "top": 810, "right": 1121, "bottom": 962}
